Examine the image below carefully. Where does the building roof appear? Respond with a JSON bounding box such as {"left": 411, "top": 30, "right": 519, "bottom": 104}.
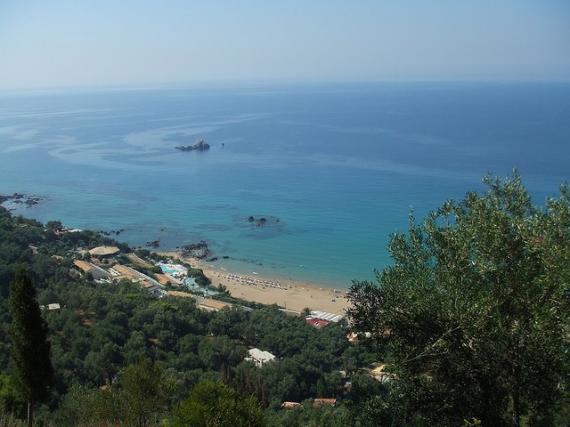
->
{"left": 346, "top": 331, "right": 372, "bottom": 343}
{"left": 305, "top": 317, "right": 331, "bottom": 329}
{"left": 156, "top": 273, "right": 182, "bottom": 286}
{"left": 73, "top": 259, "right": 93, "bottom": 273}
{"left": 47, "top": 303, "right": 61, "bottom": 311}
{"left": 198, "top": 298, "right": 232, "bottom": 312}
{"left": 112, "top": 264, "right": 141, "bottom": 280}
{"left": 310, "top": 310, "right": 343, "bottom": 323}
{"left": 313, "top": 398, "right": 337, "bottom": 407}
{"left": 281, "top": 401, "right": 302, "bottom": 409}
{"left": 346, "top": 332, "right": 358, "bottom": 343}
{"left": 247, "top": 348, "right": 276, "bottom": 363}
{"left": 139, "top": 281, "right": 156, "bottom": 289}
{"left": 155, "top": 274, "right": 172, "bottom": 285}
{"left": 126, "top": 253, "right": 152, "bottom": 268}
{"left": 167, "top": 291, "right": 194, "bottom": 298}
{"left": 88, "top": 246, "right": 120, "bottom": 257}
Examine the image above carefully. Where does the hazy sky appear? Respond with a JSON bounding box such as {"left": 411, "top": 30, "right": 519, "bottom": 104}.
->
{"left": 1, "top": 0, "right": 569, "bottom": 89}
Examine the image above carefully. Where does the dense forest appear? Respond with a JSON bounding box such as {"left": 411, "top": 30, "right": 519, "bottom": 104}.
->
{"left": 0, "top": 173, "right": 568, "bottom": 426}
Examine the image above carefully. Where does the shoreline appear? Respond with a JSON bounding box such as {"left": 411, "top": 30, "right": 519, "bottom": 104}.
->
{"left": 2, "top": 197, "right": 352, "bottom": 315}
{"left": 160, "top": 251, "right": 351, "bottom": 316}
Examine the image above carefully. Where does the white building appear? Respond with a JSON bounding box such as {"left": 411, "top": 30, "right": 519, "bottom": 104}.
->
{"left": 245, "top": 348, "right": 276, "bottom": 368}
{"left": 310, "top": 310, "right": 343, "bottom": 323}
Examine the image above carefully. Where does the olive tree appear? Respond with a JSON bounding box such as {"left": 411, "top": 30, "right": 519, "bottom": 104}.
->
{"left": 348, "top": 173, "right": 569, "bottom": 426}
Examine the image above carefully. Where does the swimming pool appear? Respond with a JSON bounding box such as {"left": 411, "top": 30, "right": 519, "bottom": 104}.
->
{"left": 158, "top": 263, "right": 187, "bottom": 275}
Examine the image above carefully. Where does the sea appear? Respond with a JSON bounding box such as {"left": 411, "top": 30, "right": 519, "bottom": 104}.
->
{"left": 0, "top": 82, "right": 569, "bottom": 287}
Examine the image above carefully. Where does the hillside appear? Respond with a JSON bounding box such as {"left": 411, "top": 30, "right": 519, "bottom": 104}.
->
{"left": 0, "top": 205, "right": 380, "bottom": 426}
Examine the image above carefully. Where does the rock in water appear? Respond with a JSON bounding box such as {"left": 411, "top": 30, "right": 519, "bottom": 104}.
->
{"left": 182, "top": 241, "right": 209, "bottom": 259}
{"left": 175, "top": 139, "right": 210, "bottom": 152}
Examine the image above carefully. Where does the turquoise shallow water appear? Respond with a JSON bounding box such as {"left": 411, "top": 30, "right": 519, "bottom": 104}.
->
{"left": 0, "top": 83, "right": 569, "bottom": 287}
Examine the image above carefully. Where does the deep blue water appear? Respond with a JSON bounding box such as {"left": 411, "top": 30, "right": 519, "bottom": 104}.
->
{"left": 0, "top": 83, "right": 568, "bottom": 287}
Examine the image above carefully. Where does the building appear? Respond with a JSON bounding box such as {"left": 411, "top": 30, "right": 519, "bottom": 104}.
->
{"left": 305, "top": 317, "right": 331, "bottom": 329}
{"left": 88, "top": 246, "right": 120, "bottom": 257}
{"left": 196, "top": 297, "right": 232, "bottom": 312}
{"left": 346, "top": 331, "right": 372, "bottom": 344}
{"left": 155, "top": 273, "right": 182, "bottom": 286}
{"left": 112, "top": 264, "right": 164, "bottom": 296}
{"left": 313, "top": 398, "right": 337, "bottom": 408}
{"left": 167, "top": 291, "right": 194, "bottom": 298}
{"left": 107, "top": 268, "right": 121, "bottom": 277}
{"left": 281, "top": 402, "right": 302, "bottom": 409}
{"left": 309, "top": 310, "right": 343, "bottom": 323}
{"left": 369, "top": 363, "right": 397, "bottom": 383}
{"left": 245, "top": 348, "right": 276, "bottom": 368}
{"left": 126, "top": 253, "right": 152, "bottom": 268}
{"left": 155, "top": 274, "right": 172, "bottom": 286}
{"left": 346, "top": 332, "right": 358, "bottom": 343}
{"left": 54, "top": 227, "right": 82, "bottom": 236}
{"left": 112, "top": 264, "right": 161, "bottom": 287}
{"left": 73, "top": 260, "right": 111, "bottom": 280}
{"left": 41, "top": 303, "right": 61, "bottom": 311}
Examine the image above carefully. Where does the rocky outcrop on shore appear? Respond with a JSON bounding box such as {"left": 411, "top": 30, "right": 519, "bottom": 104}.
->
{"left": 182, "top": 241, "right": 209, "bottom": 258}
{"left": 0, "top": 193, "right": 43, "bottom": 209}
{"left": 146, "top": 240, "right": 160, "bottom": 248}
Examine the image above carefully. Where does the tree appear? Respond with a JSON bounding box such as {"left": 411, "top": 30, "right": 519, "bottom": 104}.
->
{"left": 348, "top": 173, "right": 570, "bottom": 426}
{"left": 198, "top": 336, "right": 247, "bottom": 383}
{"left": 8, "top": 267, "right": 54, "bottom": 426}
{"left": 169, "top": 380, "right": 264, "bottom": 427}
{"left": 121, "top": 358, "right": 170, "bottom": 427}
{"left": 0, "top": 372, "right": 23, "bottom": 415}
{"left": 52, "top": 384, "right": 123, "bottom": 427}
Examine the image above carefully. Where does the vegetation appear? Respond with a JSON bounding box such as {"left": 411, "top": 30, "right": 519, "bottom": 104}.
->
{"left": 348, "top": 173, "right": 570, "bottom": 425}
{"left": 8, "top": 268, "right": 53, "bottom": 426}
{"left": 0, "top": 172, "right": 567, "bottom": 425}
{"left": 168, "top": 380, "right": 263, "bottom": 426}
{"left": 0, "top": 203, "right": 374, "bottom": 425}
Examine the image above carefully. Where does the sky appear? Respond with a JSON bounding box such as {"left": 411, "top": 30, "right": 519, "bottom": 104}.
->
{"left": 0, "top": 0, "right": 569, "bottom": 90}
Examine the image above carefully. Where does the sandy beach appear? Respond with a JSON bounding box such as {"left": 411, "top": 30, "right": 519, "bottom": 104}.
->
{"left": 160, "top": 251, "right": 351, "bottom": 315}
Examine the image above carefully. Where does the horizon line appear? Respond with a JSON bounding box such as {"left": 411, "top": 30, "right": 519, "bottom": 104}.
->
{"left": 1, "top": 77, "right": 570, "bottom": 95}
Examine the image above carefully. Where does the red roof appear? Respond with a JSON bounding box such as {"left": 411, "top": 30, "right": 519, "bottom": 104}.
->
{"left": 305, "top": 317, "right": 331, "bottom": 329}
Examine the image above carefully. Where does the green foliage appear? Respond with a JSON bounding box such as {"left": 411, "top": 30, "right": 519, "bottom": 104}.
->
{"left": 5, "top": 174, "right": 565, "bottom": 425}
{"left": 0, "top": 412, "right": 27, "bottom": 427}
{"left": 265, "top": 402, "right": 353, "bottom": 427}
{"left": 0, "top": 205, "right": 370, "bottom": 424}
{"left": 169, "top": 380, "right": 264, "bottom": 427}
{"left": 121, "top": 358, "right": 170, "bottom": 426}
{"left": 348, "top": 172, "right": 570, "bottom": 426}
{"left": 53, "top": 384, "right": 123, "bottom": 426}
{"left": 187, "top": 267, "right": 212, "bottom": 287}
{"left": 198, "top": 336, "right": 246, "bottom": 383}
{"left": 8, "top": 267, "right": 53, "bottom": 421}
{"left": 0, "top": 374, "right": 23, "bottom": 415}
{"left": 53, "top": 359, "right": 172, "bottom": 426}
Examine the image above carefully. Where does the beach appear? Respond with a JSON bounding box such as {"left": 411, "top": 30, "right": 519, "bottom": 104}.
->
{"left": 161, "top": 251, "right": 351, "bottom": 315}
